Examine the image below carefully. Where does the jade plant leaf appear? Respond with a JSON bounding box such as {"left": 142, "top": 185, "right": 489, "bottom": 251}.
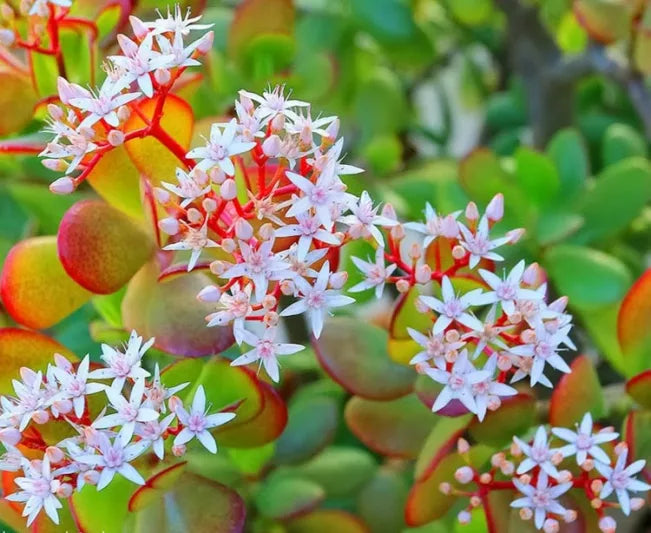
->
{"left": 415, "top": 415, "right": 473, "bottom": 481}
{"left": 626, "top": 370, "right": 651, "bottom": 409}
{"left": 286, "top": 510, "right": 369, "bottom": 533}
{"left": 0, "top": 236, "right": 93, "bottom": 329}
{"left": 58, "top": 200, "right": 155, "bottom": 294}
{"left": 314, "top": 317, "right": 415, "bottom": 400}
{"left": 549, "top": 355, "right": 604, "bottom": 427}
{"left": 122, "top": 261, "right": 234, "bottom": 357}
{"left": 357, "top": 467, "right": 410, "bottom": 533}
{"left": 468, "top": 393, "right": 537, "bottom": 447}
{"left": 618, "top": 268, "right": 651, "bottom": 376}
{"left": 345, "top": 394, "right": 436, "bottom": 459}
{"left": 254, "top": 476, "right": 324, "bottom": 520}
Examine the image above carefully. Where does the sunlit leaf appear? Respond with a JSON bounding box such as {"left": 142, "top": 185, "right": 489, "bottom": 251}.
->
{"left": 618, "top": 267, "right": 651, "bottom": 375}
{"left": 626, "top": 370, "right": 651, "bottom": 409}
{"left": 0, "top": 69, "right": 37, "bottom": 135}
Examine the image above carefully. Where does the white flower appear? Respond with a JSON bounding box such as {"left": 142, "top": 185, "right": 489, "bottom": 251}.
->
{"left": 461, "top": 304, "right": 510, "bottom": 359}
{"left": 40, "top": 132, "right": 98, "bottom": 175}
{"left": 155, "top": 32, "right": 204, "bottom": 69}
{"left": 89, "top": 331, "right": 153, "bottom": 389}
{"left": 418, "top": 276, "right": 490, "bottom": 335}
{"left": 9, "top": 371, "right": 46, "bottom": 431}
{"left": 6, "top": 456, "right": 62, "bottom": 526}
{"left": 285, "top": 109, "right": 337, "bottom": 143}
{"left": 144, "top": 364, "right": 188, "bottom": 413}
{"left": 274, "top": 212, "right": 341, "bottom": 260}
{"left": 221, "top": 239, "right": 292, "bottom": 302}
{"left": 75, "top": 431, "right": 149, "bottom": 490}
{"left": 552, "top": 413, "right": 619, "bottom": 466}
{"left": 509, "top": 322, "right": 571, "bottom": 387}
{"left": 511, "top": 471, "right": 572, "bottom": 530}
{"left": 350, "top": 247, "right": 396, "bottom": 299}
{"left": 338, "top": 191, "right": 397, "bottom": 246}
{"left": 285, "top": 169, "right": 355, "bottom": 230}
{"left": 162, "top": 168, "right": 211, "bottom": 208}
{"left": 240, "top": 86, "right": 309, "bottom": 122}
{"left": 458, "top": 215, "right": 510, "bottom": 269}
{"left": 280, "top": 261, "right": 355, "bottom": 338}
{"left": 310, "top": 138, "right": 364, "bottom": 176}
{"left": 51, "top": 355, "right": 104, "bottom": 418}
{"left": 93, "top": 378, "right": 160, "bottom": 441}
{"left": 594, "top": 448, "right": 650, "bottom": 515}
{"left": 407, "top": 326, "right": 465, "bottom": 367}
{"left": 514, "top": 426, "right": 561, "bottom": 479}
{"left": 163, "top": 220, "right": 220, "bottom": 271}
{"left": 404, "top": 203, "right": 460, "bottom": 248}
{"left": 174, "top": 386, "right": 236, "bottom": 453}
{"left": 479, "top": 261, "right": 545, "bottom": 315}
{"left": 147, "top": 5, "right": 213, "bottom": 37}
{"left": 470, "top": 356, "right": 517, "bottom": 421}
{"left": 69, "top": 82, "right": 140, "bottom": 129}
{"left": 423, "top": 350, "right": 490, "bottom": 415}
{"left": 109, "top": 34, "right": 170, "bottom": 97}
{"left": 187, "top": 119, "right": 256, "bottom": 175}
{"left": 206, "top": 283, "right": 254, "bottom": 344}
{"left": 135, "top": 413, "right": 175, "bottom": 460}
{"left": 231, "top": 327, "right": 304, "bottom": 382}
{"left": 283, "top": 246, "right": 329, "bottom": 284}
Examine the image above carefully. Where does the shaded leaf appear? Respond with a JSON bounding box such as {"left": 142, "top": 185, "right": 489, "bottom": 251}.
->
{"left": 626, "top": 370, "right": 651, "bottom": 409}
{"left": 286, "top": 510, "right": 369, "bottom": 533}
{"left": 255, "top": 476, "right": 324, "bottom": 520}
{"left": 617, "top": 267, "right": 651, "bottom": 375}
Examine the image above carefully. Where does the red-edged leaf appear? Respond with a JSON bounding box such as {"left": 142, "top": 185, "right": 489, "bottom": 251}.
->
{"left": 254, "top": 476, "right": 324, "bottom": 520}
{"left": 122, "top": 261, "right": 234, "bottom": 357}
{"left": 286, "top": 510, "right": 369, "bottom": 533}
{"left": 414, "top": 374, "right": 470, "bottom": 417}
{"left": 549, "top": 355, "right": 604, "bottom": 427}
{"left": 623, "top": 410, "right": 651, "bottom": 482}
{"left": 58, "top": 200, "right": 155, "bottom": 294}
{"left": 573, "top": 0, "right": 634, "bottom": 44}
{"left": 0, "top": 328, "right": 77, "bottom": 394}
{"left": 0, "top": 69, "right": 37, "bottom": 136}
{"left": 314, "top": 317, "right": 415, "bottom": 400}
{"left": 414, "top": 415, "right": 472, "bottom": 481}
{"left": 217, "top": 380, "right": 287, "bottom": 448}
{"left": 344, "top": 394, "right": 435, "bottom": 459}
{"left": 0, "top": 236, "right": 92, "bottom": 329}
{"left": 469, "top": 393, "right": 537, "bottom": 447}
{"left": 626, "top": 370, "right": 651, "bottom": 409}
{"left": 405, "top": 445, "right": 493, "bottom": 526}
{"left": 124, "top": 94, "right": 194, "bottom": 184}
{"left": 129, "top": 462, "right": 187, "bottom": 512}
{"left": 618, "top": 267, "right": 651, "bottom": 375}
{"left": 228, "top": 0, "right": 294, "bottom": 58}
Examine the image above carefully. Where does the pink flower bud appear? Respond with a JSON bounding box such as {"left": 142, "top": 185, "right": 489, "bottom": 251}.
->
{"left": 209, "top": 167, "right": 226, "bottom": 184}
{"left": 235, "top": 218, "right": 253, "bottom": 240}
{"left": 470, "top": 495, "right": 481, "bottom": 508}
{"left": 47, "top": 103, "right": 64, "bottom": 121}
{"left": 168, "top": 395, "right": 183, "bottom": 414}
{"left": 451, "top": 245, "right": 466, "bottom": 260}
{"left": 465, "top": 201, "right": 479, "bottom": 221}
{"left": 270, "top": 113, "right": 284, "bottom": 133}
{"left": 548, "top": 296, "right": 568, "bottom": 313}
{"left": 83, "top": 470, "right": 100, "bottom": 485}
{"left": 511, "top": 441, "right": 522, "bottom": 457}
{"left": 563, "top": 510, "right": 577, "bottom": 523}
{"left": 409, "top": 243, "right": 422, "bottom": 261}
{"left": 487, "top": 395, "right": 501, "bottom": 412}
{"left": 203, "top": 198, "right": 218, "bottom": 213}
{"left": 457, "top": 438, "right": 470, "bottom": 454}
{"left": 396, "top": 279, "right": 410, "bottom": 293}
{"left": 196, "top": 31, "right": 214, "bottom": 54}
{"left": 159, "top": 217, "right": 180, "bottom": 236}
{"left": 172, "top": 444, "right": 186, "bottom": 457}
{"left": 210, "top": 260, "right": 226, "bottom": 275}
{"left": 32, "top": 410, "right": 49, "bottom": 424}
{"left": 154, "top": 187, "right": 171, "bottom": 204}
{"left": 107, "top": 129, "right": 125, "bottom": 146}
{"left": 454, "top": 466, "right": 473, "bottom": 484}
{"left": 390, "top": 224, "right": 405, "bottom": 241}
{"left": 381, "top": 203, "right": 397, "bottom": 221}
{"left": 591, "top": 497, "right": 602, "bottom": 509}
{"left": 440, "top": 215, "right": 460, "bottom": 239}
{"left": 556, "top": 470, "right": 572, "bottom": 483}
{"left": 506, "top": 228, "right": 525, "bottom": 244}
{"left": 280, "top": 280, "right": 295, "bottom": 296}
{"left": 220, "top": 178, "right": 237, "bottom": 200}
{"left": 154, "top": 68, "right": 171, "bottom": 85}
{"left": 598, "top": 516, "right": 616, "bottom": 533}
{"left": 42, "top": 159, "right": 68, "bottom": 172}
{"left": 46, "top": 446, "right": 65, "bottom": 464}
{"left": 457, "top": 510, "right": 471, "bottom": 525}
{"left": 415, "top": 264, "right": 431, "bottom": 284}
{"left": 497, "top": 354, "right": 512, "bottom": 371}
{"left": 591, "top": 479, "right": 604, "bottom": 493}
{"left": 551, "top": 452, "right": 564, "bottom": 466}
{"left": 479, "top": 473, "right": 492, "bottom": 484}
{"left": 259, "top": 223, "right": 274, "bottom": 241}
{"left": 262, "top": 135, "right": 282, "bottom": 157}
{"left": 117, "top": 34, "right": 139, "bottom": 57}
{"left": 630, "top": 497, "right": 645, "bottom": 511}
{"left": 0, "top": 28, "right": 14, "bottom": 47}
{"left": 0, "top": 428, "right": 21, "bottom": 447}
{"left": 439, "top": 482, "right": 451, "bottom": 495}
{"left": 543, "top": 518, "right": 559, "bottom": 533}
{"left": 486, "top": 193, "right": 504, "bottom": 222}
{"left": 117, "top": 105, "right": 131, "bottom": 122}
{"left": 187, "top": 207, "right": 203, "bottom": 224}
{"left": 262, "top": 295, "right": 277, "bottom": 310}
{"left": 264, "top": 311, "right": 280, "bottom": 327}
{"left": 129, "top": 16, "right": 149, "bottom": 40}
{"left": 522, "top": 262, "right": 540, "bottom": 285}
{"left": 197, "top": 285, "right": 221, "bottom": 303}
{"left": 53, "top": 399, "right": 72, "bottom": 415}
{"left": 499, "top": 460, "right": 514, "bottom": 475}
{"left": 519, "top": 507, "right": 533, "bottom": 520}
{"left": 614, "top": 442, "right": 628, "bottom": 456}
{"left": 221, "top": 239, "right": 236, "bottom": 253}
{"left": 192, "top": 168, "right": 209, "bottom": 186}
{"left": 582, "top": 458, "right": 594, "bottom": 471}
{"left": 491, "top": 452, "right": 505, "bottom": 467}
{"left": 49, "top": 177, "right": 75, "bottom": 194}
{"left": 329, "top": 271, "right": 348, "bottom": 290}
{"left": 445, "top": 329, "right": 460, "bottom": 343}
{"left": 56, "top": 483, "right": 73, "bottom": 498}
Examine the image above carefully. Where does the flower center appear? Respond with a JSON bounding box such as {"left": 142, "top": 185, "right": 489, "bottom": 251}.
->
{"left": 188, "top": 413, "right": 206, "bottom": 433}
{"left": 576, "top": 433, "right": 593, "bottom": 451}
{"left": 105, "top": 447, "right": 125, "bottom": 468}
{"left": 443, "top": 298, "right": 463, "bottom": 318}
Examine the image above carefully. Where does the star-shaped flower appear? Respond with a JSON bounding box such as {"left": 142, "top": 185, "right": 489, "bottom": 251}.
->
{"left": 187, "top": 119, "right": 256, "bottom": 175}
{"left": 89, "top": 331, "right": 153, "bottom": 389}
{"left": 594, "top": 448, "right": 650, "bottom": 515}
{"left": 350, "top": 247, "right": 396, "bottom": 299}
{"left": 514, "top": 426, "right": 561, "bottom": 479}
{"left": 552, "top": 412, "right": 619, "bottom": 466}
{"left": 511, "top": 471, "right": 572, "bottom": 530}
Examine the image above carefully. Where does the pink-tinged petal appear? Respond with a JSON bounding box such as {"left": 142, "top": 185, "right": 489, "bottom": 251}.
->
{"left": 174, "top": 427, "right": 194, "bottom": 446}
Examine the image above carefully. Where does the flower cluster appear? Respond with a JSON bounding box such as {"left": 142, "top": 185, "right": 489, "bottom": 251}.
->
{"left": 348, "top": 195, "right": 575, "bottom": 421}
{"left": 0, "top": 331, "right": 235, "bottom": 527}
{"left": 0, "top": 1, "right": 72, "bottom": 48}
{"left": 40, "top": 6, "right": 214, "bottom": 193}
{"left": 155, "top": 86, "right": 398, "bottom": 382}
{"left": 445, "top": 413, "right": 650, "bottom": 532}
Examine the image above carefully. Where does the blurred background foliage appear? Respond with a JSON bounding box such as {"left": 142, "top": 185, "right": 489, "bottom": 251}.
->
{"left": 0, "top": 0, "right": 650, "bottom": 531}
